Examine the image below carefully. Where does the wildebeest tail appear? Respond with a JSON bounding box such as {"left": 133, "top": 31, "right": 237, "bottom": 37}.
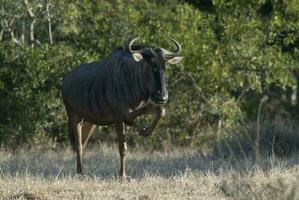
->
{"left": 68, "top": 126, "right": 76, "bottom": 151}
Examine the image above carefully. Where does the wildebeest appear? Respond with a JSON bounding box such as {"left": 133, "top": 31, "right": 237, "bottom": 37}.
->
{"left": 61, "top": 36, "right": 183, "bottom": 179}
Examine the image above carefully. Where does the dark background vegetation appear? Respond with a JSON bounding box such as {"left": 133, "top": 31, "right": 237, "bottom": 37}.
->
{"left": 0, "top": 0, "right": 298, "bottom": 154}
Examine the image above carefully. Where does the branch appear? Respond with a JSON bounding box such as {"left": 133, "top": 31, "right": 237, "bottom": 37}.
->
{"left": 24, "top": 0, "right": 35, "bottom": 18}
{"left": 4, "top": 18, "right": 20, "bottom": 45}
{"left": 176, "top": 67, "right": 208, "bottom": 102}
{"left": 46, "top": 0, "right": 53, "bottom": 44}
{"left": 24, "top": 0, "right": 35, "bottom": 45}
{"left": 0, "top": 26, "right": 3, "bottom": 41}
{"left": 29, "top": 19, "right": 35, "bottom": 43}
{"left": 20, "top": 18, "right": 25, "bottom": 44}
{"left": 0, "top": 6, "right": 4, "bottom": 41}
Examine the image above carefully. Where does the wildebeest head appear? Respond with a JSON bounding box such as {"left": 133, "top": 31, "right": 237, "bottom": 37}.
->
{"left": 128, "top": 36, "right": 183, "bottom": 104}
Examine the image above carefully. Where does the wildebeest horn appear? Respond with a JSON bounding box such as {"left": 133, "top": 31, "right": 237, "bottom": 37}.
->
{"left": 168, "top": 36, "right": 181, "bottom": 54}
{"left": 129, "top": 36, "right": 140, "bottom": 53}
{"left": 160, "top": 36, "right": 182, "bottom": 57}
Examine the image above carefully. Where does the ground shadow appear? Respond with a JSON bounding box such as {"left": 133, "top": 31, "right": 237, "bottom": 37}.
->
{"left": 0, "top": 147, "right": 298, "bottom": 180}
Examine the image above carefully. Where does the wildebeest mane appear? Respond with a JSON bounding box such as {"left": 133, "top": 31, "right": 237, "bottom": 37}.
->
{"left": 105, "top": 46, "right": 150, "bottom": 109}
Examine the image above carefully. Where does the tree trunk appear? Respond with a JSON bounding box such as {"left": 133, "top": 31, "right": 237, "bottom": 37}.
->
{"left": 24, "top": 0, "right": 35, "bottom": 46}
{"left": 46, "top": 0, "right": 53, "bottom": 44}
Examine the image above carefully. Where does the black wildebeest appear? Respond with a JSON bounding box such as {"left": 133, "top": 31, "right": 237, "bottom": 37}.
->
{"left": 61, "top": 36, "right": 183, "bottom": 179}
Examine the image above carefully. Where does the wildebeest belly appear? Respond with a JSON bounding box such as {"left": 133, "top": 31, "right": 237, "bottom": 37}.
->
{"left": 62, "top": 62, "right": 116, "bottom": 124}
{"left": 64, "top": 86, "right": 117, "bottom": 125}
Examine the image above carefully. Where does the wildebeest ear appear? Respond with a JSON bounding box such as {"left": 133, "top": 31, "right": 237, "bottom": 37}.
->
{"left": 167, "top": 56, "right": 183, "bottom": 65}
{"left": 132, "top": 52, "right": 143, "bottom": 62}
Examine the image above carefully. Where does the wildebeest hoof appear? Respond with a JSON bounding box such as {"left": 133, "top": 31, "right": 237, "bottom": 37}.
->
{"left": 119, "top": 175, "right": 132, "bottom": 182}
{"left": 74, "top": 173, "right": 86, "bottom": 180}
{"left": 138, "top": 127, "right": 151, "bottom": 137}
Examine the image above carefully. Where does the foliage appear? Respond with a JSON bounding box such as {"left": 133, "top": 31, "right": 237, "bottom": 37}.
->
{"left": 0, "top": 0, "right": 298, "bottom": 150}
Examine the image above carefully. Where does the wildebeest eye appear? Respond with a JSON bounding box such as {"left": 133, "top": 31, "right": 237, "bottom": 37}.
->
{"left": 150, "top": 56, "right": 157, "bottom": 63}
{"left": 153, "top": 66, "right": 158, "bottom": 72}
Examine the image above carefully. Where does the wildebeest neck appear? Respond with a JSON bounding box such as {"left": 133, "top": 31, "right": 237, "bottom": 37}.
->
{"left": 104, "top": 48, "right": 150, "bottom": 109}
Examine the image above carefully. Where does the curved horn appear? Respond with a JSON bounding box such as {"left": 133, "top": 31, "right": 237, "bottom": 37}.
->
{"left": 161, "top": 36, "right": 182, "bottom": 57}
{"left": 128, "top": 36, "right": 140, "bottom": 53}
{"left": 168, "top": 36, "right": 181, "bottom": 54}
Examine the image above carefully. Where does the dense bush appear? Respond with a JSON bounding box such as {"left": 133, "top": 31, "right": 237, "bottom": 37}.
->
{"left": 0, "top": 0, "right": 298, "bottom": 151}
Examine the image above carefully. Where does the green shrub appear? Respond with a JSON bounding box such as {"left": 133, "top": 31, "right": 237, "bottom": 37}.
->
{"left": 0, "top": 0, "right": 298, "bottom": 152}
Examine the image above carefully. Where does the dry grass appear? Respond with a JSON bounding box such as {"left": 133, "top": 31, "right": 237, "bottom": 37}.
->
{"left": 0, "top": 145, "right": 298, "bottom": 200}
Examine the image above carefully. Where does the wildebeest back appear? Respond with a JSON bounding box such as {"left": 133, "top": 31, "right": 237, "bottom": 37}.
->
{"left": 61, "top": 48, "right": 149, "bottom": 125}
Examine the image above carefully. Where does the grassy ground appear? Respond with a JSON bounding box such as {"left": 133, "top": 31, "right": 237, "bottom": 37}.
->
{"left": 0, "top": 145, "right": 298, "bottom": 200}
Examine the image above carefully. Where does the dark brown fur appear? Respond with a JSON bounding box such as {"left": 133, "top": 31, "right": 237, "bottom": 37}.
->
{"left": 61, "top": 40, "right": 182, "bottom": 179}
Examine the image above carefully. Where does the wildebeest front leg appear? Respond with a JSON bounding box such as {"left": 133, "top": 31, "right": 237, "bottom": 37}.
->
{"left": 138, "top": 106, "right": 166, "bottom": 137}
{"left": 116, "top": 122, "right": 128, "bottom": 179}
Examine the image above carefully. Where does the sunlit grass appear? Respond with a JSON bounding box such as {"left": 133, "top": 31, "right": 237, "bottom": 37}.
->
{"left": 0, "top": 145, "right": 298, "bottom": 199}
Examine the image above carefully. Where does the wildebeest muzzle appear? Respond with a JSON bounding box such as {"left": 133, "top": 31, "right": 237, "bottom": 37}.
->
{"left": 151, "top": 90, "right": 168, "bottom": 105}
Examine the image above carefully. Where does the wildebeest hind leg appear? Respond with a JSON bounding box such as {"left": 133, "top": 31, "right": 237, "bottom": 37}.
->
{"left": 82, "top": 122, "right": 96, "bottom": 150}
{"left": 75, "top": 121, "right": 84, "bottom": 174}
{"left": 67, "top": 114, "right": 84, "bottom": 174}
